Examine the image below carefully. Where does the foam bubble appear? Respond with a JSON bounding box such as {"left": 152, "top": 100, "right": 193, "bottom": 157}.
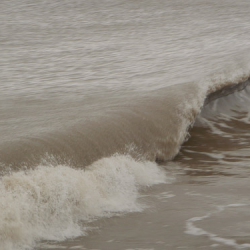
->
{"left": 0, "top": 155, "right": 169, "bottom": 250}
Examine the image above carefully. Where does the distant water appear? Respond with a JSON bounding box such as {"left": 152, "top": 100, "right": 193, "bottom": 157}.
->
{"left": 1, "top": 0, "right": 250, "bottom": 249}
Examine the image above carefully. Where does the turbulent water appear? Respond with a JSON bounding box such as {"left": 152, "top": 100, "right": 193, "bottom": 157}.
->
{"left": 1, "top": 0, "right": 250, "bottom": 249}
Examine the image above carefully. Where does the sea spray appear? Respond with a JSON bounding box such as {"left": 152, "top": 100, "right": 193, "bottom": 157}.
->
{"left": 0, "top": 155, "right": 169, "bottom": 250}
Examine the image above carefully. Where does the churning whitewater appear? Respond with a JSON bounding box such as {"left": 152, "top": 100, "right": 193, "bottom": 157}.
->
{"left": 1, "top": 0, "right": 250, "bottom": 249}
{"left": 0, "top": 155, "right": 168, "bottom": 250}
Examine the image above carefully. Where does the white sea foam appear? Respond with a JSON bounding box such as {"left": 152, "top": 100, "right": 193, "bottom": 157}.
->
{"left": 0, "top": 155, "right": 169, "bottom": 250}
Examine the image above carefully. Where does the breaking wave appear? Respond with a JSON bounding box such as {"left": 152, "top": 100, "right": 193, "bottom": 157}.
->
{"left": 0, "top": 155, "right": 168, "bottom": 250}
{"left": 1, "top": 67, "right": 250, "bottom": 249}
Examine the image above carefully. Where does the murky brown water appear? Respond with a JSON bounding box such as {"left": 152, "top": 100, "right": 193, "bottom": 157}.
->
{"left": 1, "top": 0, "right": 250, "bottom": 249}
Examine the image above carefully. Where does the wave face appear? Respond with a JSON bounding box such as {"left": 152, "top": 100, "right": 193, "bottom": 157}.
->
{"left": 1, "top": 0, "right": 250, "bottom": 249}
{"left": 1, "top": 77, "right": 249, "bottom": 170}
